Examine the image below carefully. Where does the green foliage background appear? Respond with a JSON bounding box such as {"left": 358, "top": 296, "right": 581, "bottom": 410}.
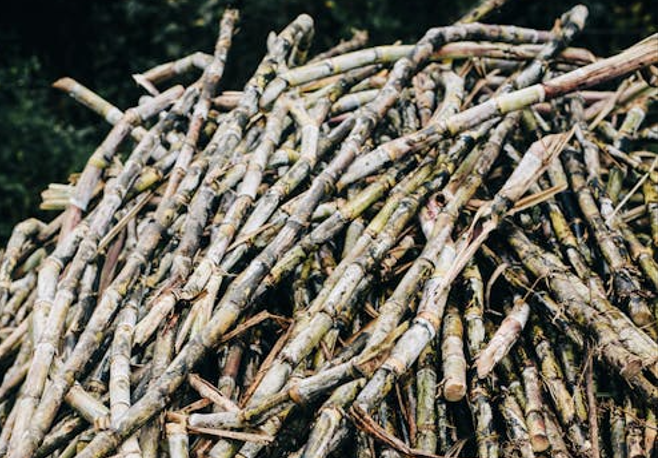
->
{"left": 0, "top": 0, "right": 655, "bottom": 241}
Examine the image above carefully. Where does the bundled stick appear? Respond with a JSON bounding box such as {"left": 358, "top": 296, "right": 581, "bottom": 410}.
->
{"left": 1, "top": 2, "right": 657, "bottom": 458}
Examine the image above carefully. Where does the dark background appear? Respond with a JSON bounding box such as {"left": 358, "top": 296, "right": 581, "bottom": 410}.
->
{"left": 1, "top": 0, "right": 656, "bottom": 241}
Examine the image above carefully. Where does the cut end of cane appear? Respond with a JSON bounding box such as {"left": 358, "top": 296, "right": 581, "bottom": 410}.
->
{"left": 296, "top": 13, "right": 314, "bottom": 29}
{"left": 443, "top": 381, "right": 467, "bottom": 402}
{"left": 530, "top": 434, "right": 551, "bottom": 453}
{"left": 52, "top": 77, "right": 75, "bottom": 91}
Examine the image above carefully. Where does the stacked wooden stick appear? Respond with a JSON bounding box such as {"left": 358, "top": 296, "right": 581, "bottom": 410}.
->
{"left": 1, "top": 2, "right": 657, "bottom": 457}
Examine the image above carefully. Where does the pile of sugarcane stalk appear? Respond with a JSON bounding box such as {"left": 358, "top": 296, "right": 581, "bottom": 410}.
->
{"left": 1, "top": 1, "right": 657, "bottom": 457}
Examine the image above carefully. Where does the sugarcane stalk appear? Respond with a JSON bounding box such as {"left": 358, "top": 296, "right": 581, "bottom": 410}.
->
{"left": 0, "top": 317, "right": 28, "bottom": 363}
{"left": 7, "top": 16, "right": 315, "bottom": 458}
{"left": 0, "top": 330, "right": 32, "bottom": 398}
{"left": 31, "top": 222, "right": 87, "bottom": 343}
{"left": 555, "top": 338, "right": 589, "bottom": 425}
{"left": 162, "top": 9, "right": 239, "bottom": 203}
{"left": 585, "top": 79, "right": 653, "bottom": 122}
{"left": 139, "top": 316, "right": 176, "bottom": 458}
{"left": 0, "top": 219, "right": 44, "bottom": 308}
{"left": 413, "top": 343, "right": 438, "bottom": 453}
{"left": 64, "top": 384, "right": 110, "bottom": 429}
{"left": 476, "top": 294, "right": 529, "bottom": 379}
{"left": 34, "top": 415, "right": 87, "bottom": 458}
{"left": 441, "top": 302, "right": 467, "bottom": 402}
{"left": 543, "top": 408, "right": 571, "bottom": 458}
{"left": 500, "top": 390, "right": 535, "bottom": 458}
{"left": 512, "top": 345, "right": 550, "bottom": 453}
{"left": 268, "top": 147, "right": 300, "bottom": 168}
{"left": 0, "top": 399, "right": 18, "bottom": 456}
{"left": 505, "top": 223, "right": 658, "bottom": 401}
{"left": 605, "top": 189, "right": 658, "bottom": 291}
{"left": 312, "top": 327, "right": 340, "bottom": 370}
{"left": 59, "top": 85, "right": 183, "bottom": 239}
{"left": 84, "top": 338, "right": 112, "bottom": 395}
{"left": 347, "top": 131, "right": 581, "bottom": 437}
{"left": 166, "top": 421, "right": 189, "bottom": 458}
{"left": 295, "top": 379, "right": 365, "bottom": 458}
{"left": 135, "top": 51, "right": 212, "bottom": 88}
{"left": 261, "top": 22, "right": 555, "bottom": 107}
{"left": 0, "top": 363, "right": 27, "bottom": 405}
{"left": 584, "top": 349, "right": 602, "bottom": 458}
{"left": 52, "top": 77, "right": 148, "bottom": 142}
{"left": 604, "top": 145, "right": 658, "bottom": 183}
{"left": 461, "top": 261, "right": 500, "bottom": 458}
{"left": 109, "top": 287, "right": 141, "bottom": 457}
{"left": 97, "top": 225, "right": 124, "bottom": 296}
{"left": 1, "top": 273, "right": 35, "bottom": 327}
{"left": 60, "top": 269, "right": 98, "bottom": 360}
{"left": 562, "top": 148, "right": 657, "bottom": 336}
{"left": 413, "top": 64, "right": 441, "bottom": 127}
{"left": 331, "top": 89, "right": 379, "bottom": 115}
{"left": 215, "top": 68, "right": 380, "bottom": 280}
{"left": 340, "top": 6, "right": 589, "bottom": 186}
{"left": 3, "top": 8, "right": 658, "bottom": 458}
